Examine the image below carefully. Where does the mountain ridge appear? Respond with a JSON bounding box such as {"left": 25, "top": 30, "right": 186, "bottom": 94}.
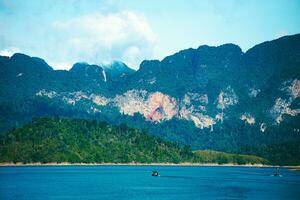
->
{"left": 2, "top": 33, "right": 299, "bottom": 72}
{"left": 0, "top": 34, "right": 299, "bottom": 160}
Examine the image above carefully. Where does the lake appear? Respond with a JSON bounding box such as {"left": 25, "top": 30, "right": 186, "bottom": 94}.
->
{"left": 0, "top": 166, "right": 299, "bottom": 200}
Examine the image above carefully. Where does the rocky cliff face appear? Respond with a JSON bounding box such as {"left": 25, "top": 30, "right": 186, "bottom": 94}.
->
{"left": 0, "top": 34, "right": 300, "bottom": 151}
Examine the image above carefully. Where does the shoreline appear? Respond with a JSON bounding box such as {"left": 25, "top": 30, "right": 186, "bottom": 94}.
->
{"left": 0, "top": 162, "right": 280, "bottom": 167}
{"left": 286, "top": 166, "right": 300, "bottom": 171}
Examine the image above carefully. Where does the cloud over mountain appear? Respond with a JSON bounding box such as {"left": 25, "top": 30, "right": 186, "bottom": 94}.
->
{"left": 0, "top": 5, "right": 157, "bottom": 70}
{"left": 50, "top": 11, "right": 157, "bottom": 69}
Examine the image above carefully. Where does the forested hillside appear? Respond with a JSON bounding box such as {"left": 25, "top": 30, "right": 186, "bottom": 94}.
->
{"left": 0, "top": 117, "right": 272, "bottom": 165}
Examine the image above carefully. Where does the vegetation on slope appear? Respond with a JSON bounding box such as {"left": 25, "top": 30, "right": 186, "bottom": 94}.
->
{"left": 193, "top": 150, "right": 269, "bottom": 165}
{"left": 0, "top": 117, "right": 269, "bottom": 165}
{"left": 240, "top": 141, "right": 300, "bottom": 166}
{"left": 0, "top": 117, "right": 193, "bottom": 163}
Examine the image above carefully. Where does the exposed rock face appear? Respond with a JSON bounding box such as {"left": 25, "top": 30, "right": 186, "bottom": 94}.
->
{"left": 36, "top": 89, "right": 236, "bottom": 131}
{"left": 240, "top": 113, "right": 255, "bottom": 125}
{"left": 179, "top": 92, "right": 215, "bottom": 130}
{"left": 145, "top": 92, "right": 178, "bottom": 122}
{"left": 91, "top": 94, "right": 109, "bottom": 106}
{"left": 217, "top": 87, "right": 238, "bottom": 110}
{"left": 288, "top": 79, "right": 300, "bottom": 98}
{"left": 36, "top": 89, "right": 57, "bottom": 98}
{"left": 272, "top": 98, "right": 300, "bottom": 124}
{"left": 271, "top": 79, "right": 300, "bottom": 124}
{"left": 72, "top": 91, "right": 89, "bottom": 101}
{"left": 36, "top": 89, "right": 109, "bottom": 108}
{"left": 114, "top": 90, "right": 178, "bottom": 122}
{"left": 36, "top": 83, "right": 298, "bottom": 133}
{"left": 63, "top": 96, "right": 76, "bottom": 105}
{"left": 188, "top": 113, "right": 215, "bottom": 131}
{"left": 114, "top": 90, "right": 148, "bottom": 117}
{"left": 281, "top": 79, "right": 300, "bottom": 98}
{"left": 216, "top": 86, "right": 238, "bottom": 123}
{"left": 248, "top": 88, "right": 261, "bottom": 98}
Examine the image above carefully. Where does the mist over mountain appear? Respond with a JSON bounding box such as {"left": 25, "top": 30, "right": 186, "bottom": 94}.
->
{"left": 0, "top": 34, "right": 299, "bottom": 159}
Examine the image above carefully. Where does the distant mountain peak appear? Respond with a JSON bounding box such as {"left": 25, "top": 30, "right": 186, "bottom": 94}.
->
{"left": 102, "top": 61, "right": 135, "bottom": 72}
{"left": 101, "top": 60, "right": 135, "bottom": 80}
{"left": 10, "top": 53, "right": 31, "bottom": 60}
{"left": 6, "top": 53, "right": 53, "bottom": 72}
{"left": 70, "top": 62, "right": 101, "bottom": 72}
{"left": 10, "top": 53, "right": 50, "bottom": 66}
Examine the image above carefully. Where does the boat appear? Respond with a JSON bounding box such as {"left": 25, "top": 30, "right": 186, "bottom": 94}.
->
{"left": 152, "top": 171, "right": 159, "bottom": 176}
{"left": 272, "top": 167, "right": 281, "bottom": 177}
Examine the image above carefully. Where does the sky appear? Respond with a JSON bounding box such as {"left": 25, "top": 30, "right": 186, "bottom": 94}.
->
{"left": 0, "top": 0, "right": 299, "bottom": 70}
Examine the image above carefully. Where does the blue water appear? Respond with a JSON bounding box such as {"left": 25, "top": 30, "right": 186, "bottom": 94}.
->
{"left": 0, "top": 166, "right": 300, "bottom": 200}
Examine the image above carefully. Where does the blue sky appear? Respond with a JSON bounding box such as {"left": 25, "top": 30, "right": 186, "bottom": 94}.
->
{"left": 0, "top": 0, "right": 299, "bottom": 70}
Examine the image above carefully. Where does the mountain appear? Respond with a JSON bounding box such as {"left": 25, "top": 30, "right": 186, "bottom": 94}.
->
{"left": 124, "top": 43, "right": 243, "bottom": 97}
{"left": 0, "top": 55, "right": 133, "bottom": 99}
{"left": 0, "top": 34, "right": 299, "bottom": 161}
{"left": 102, "top": 61, "right": 135, "bottom": 81}
{"left": 0, "top": 117, "right": 268, "bottom": 165}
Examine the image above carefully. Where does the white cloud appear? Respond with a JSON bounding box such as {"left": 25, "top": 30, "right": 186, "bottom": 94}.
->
{"left": 48, "top": 62, "right": 72, "bottom": 71}
{"left": 48, "top": 11, "right": 157, "bottom": 70}
{"left": 0, "top": 47, "right": 20, "bottom": 57}
{"left": 122, "top": 46, "right": 141, "bottom": 67}
{"left": 275, "top": 31, "right": 288, "bottom": 39}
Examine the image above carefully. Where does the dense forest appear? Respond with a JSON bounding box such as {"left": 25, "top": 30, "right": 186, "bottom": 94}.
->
{"left": 239, "top": 141, "right": 300, "bottom": 166}
{"left": 0, "top": 117, "right": 271, "bottom": 165}
{"left": 0, "top": 117, "right": 193, "bottom": 163}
